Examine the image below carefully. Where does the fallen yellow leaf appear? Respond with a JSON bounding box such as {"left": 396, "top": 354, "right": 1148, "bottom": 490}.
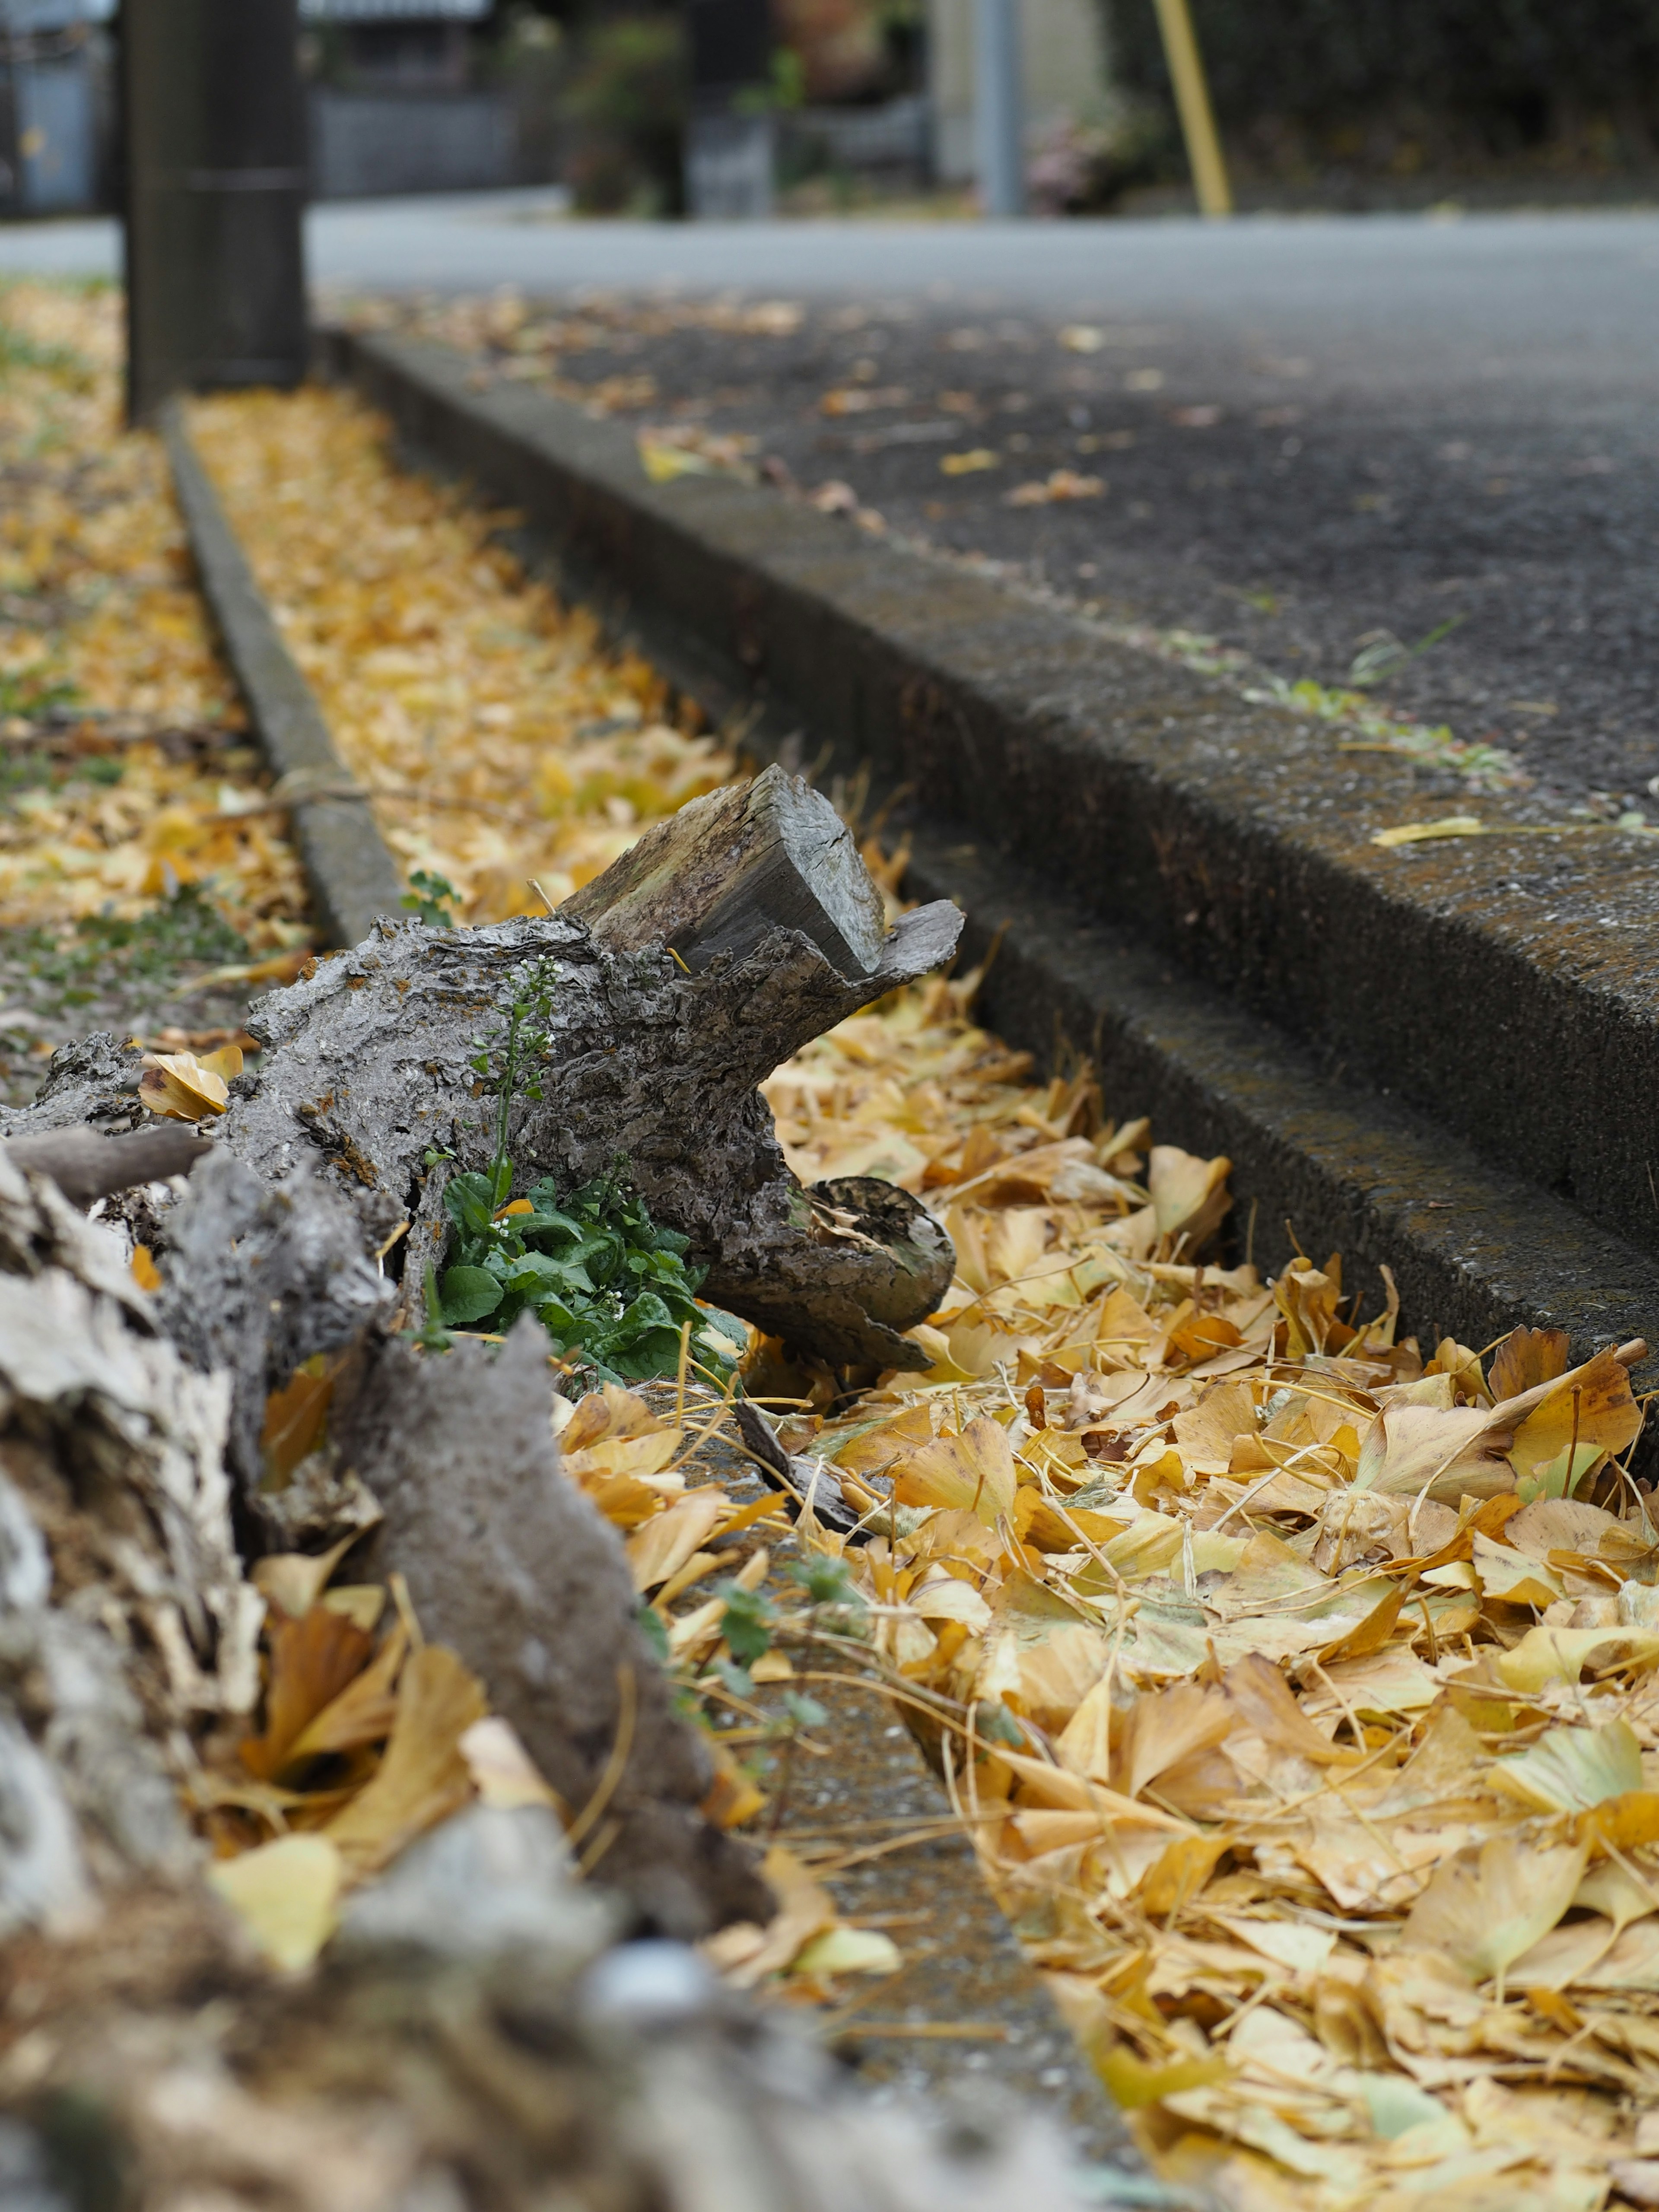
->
{"left": 208, "top": 1833, "right": 343, "bottom": 1971}
{"left": 138, "top": 1047, "right": 235, "bottom": 1120}
{"left": 324, "top": 1643, "right": 487, "bottom": 1875}
{"left": 1371, "top": 815, "right": 1490, "bottom": 847}
{"left": 1403, "top": 1833, "right": 1588, "bottom": 1990}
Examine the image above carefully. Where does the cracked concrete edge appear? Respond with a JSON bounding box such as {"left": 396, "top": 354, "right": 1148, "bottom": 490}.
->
{"left": 161, "top": 400, "right": 406, "bottom": 950}
{"left": 318, "top": 324, "right": 1659, "bottom": 1283}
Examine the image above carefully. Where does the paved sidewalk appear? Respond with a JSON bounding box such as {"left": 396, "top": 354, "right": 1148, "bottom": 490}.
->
{"left": 12, "top": 198, "right": 1657, "bottom": 793}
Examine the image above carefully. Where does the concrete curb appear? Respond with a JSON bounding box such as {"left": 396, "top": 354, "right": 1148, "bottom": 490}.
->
{"left": 687, "top": 1434, "right": 1174, "bottom": 2198}
{"left": 162, "top": 401, "right": 406, "bottom": 950}
{"left": 319, "top": 325, "right": 1659, "bottom": 1382}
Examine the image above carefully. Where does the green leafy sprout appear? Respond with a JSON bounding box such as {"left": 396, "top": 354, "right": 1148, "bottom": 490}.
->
{"left": 402, "top": 868, "right": 461, "bottom": 928}
{"left": 431, "top": 954, "right": 747, "bottom": 1387}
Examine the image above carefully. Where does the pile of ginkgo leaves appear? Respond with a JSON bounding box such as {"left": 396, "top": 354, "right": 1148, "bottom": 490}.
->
{"left": 8, "top": 280, "right": 1659, "bottom": 2211}
{"left": 715, "top": 957, "right": 1659, "bottom": 2212}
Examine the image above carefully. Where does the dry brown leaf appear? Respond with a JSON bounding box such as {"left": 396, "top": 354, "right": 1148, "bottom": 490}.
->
{"left": 625, "top": 1488, "right": 731, "bottom": 1593}
{"left": 241, "top": 1605, "right": 375, "bottom": 1781}
{"left": 137, "top": 1048, "right": 236, "bottom": 1121}
{"left": 1402, "top": 1833, "right": 1588, "bottom": 1990}
{"left": 892, "top": 1415, "right": 1017, "bottom": 1525}
{"left": 323, "top": 1643, "right": 487, "bottom": 1875}
{"left": 1115, "top": 1682, "right": 1233, "bottom": 1800}
{"left": 285, "top": 1625, "right": 409, "bottom": 1766}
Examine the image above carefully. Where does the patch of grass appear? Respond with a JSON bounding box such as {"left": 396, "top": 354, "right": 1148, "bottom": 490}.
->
{"left": 0, "top": 751, "right": 55, "bottom": 807}
{"left": 0, "top": 671, "right": 82, "bottom": 718}
{"left": 0, "top": 317, "right": 92, "bottom": 384}
{"left": 18, "top": 887, "right": 248, "bottom": 1006}
{"left": 438, "top": 1161, "right": 747, "bottom": 1386}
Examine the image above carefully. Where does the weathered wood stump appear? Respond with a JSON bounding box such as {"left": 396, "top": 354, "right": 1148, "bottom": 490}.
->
{"left": 0, "top": 769, "right": 965, "bottom": 1936}
{"left": 8, "top": 768, "right": 961, "bottom": 1373}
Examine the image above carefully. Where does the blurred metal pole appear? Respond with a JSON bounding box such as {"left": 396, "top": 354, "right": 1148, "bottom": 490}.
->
{"left": 685, "top": 0, "right": 774, "bottom": 219}
{"left": 973, "top": 0, "right": 1023, "bottom": 218}
{"left": 1151, "top": 0, "right": 1231, "bottom": 216}
{"left": 0, "top": 4, "right": 19, "bottom": 219}
{"left": 123, "top": 0, "right": 308, "bottom": 424}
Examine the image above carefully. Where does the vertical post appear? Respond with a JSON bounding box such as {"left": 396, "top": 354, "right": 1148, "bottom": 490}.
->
{"left": 123, "top": 0, "right": 308, "bottom": 426}
{"left": 0, "top": 5, "right": 19, "bottom": 219}
{"left": 973, "top": 0, "right": 1023, "bottom": 217}
{"left": 685, "top": 0, "right": 774, "bottom": 219}
{"left": 1150, "top": 0, "right": 1231, "bottom": 217}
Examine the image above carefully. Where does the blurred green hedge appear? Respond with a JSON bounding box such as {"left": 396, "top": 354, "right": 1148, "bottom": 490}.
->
{"left": 1104, "top": 0, "right": 1659, "bottom": 167}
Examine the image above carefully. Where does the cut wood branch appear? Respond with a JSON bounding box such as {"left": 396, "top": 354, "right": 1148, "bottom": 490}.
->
{"left": 196, "top": 770, "right": 962, "bottom": 1369}
{"left": 1, "top": 1123, "right": 210, "bottom": 1206}
{"left": 0, "top": 773, "right": 960, "bottom": 1370}
{"left": 566, "top": 761, "right": 890, "bottom": 978}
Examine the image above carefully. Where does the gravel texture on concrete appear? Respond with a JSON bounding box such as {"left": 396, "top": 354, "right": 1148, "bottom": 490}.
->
{"left": 392, "top": 280, "right": 1659, "bottom": 807}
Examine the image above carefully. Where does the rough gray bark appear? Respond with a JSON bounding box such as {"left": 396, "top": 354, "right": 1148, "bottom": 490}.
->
{"left": 334, "top": 1317, "right": 772, "bottom": 1939}
{"left": 209, "top": 788, "right": 960, "bottom": 1366}
{"left": 156, "top": 1148, "right": 392, "bottom": 1508}
{"left": 1, "top": 773, "right": 961, "bottom": 1370}
{"left": 0, "top": 1030, "right": 150, "bottom": 1138}
{"left": 0, "top": 1801, "right": 1091, "bottom": 2212}
{"left": 2, "top": 1123, "right": 210, "bottom": 1205}
{"left": 0, "top": 1148, "right": 256, "bottom": 1929}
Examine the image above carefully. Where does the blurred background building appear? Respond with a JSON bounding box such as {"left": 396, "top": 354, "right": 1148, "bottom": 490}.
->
{"left": 302, "top": 0, "right": 519, "bottom": 198}
{"left": 0, "top": 0, "right": 114, "bottom": 216}
{"left": 6, "top": 0, "right": 1659, "bottom": 221}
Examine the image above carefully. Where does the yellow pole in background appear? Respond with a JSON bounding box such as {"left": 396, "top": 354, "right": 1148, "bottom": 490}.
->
{"left": 1151, "top": 0, "right": 1233, "bottom": 217}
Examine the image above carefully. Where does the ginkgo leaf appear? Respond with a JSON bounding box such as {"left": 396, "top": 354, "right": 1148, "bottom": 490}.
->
{"left": 702, "top": 1845, "right": 837, "bottom": 1988}
{"left": 625, "top": 1488, "right": 730, "bottom": 1594}
{"left": 1115, "top": 1681, "right": 1232, "bottom": 1799}
{"left": 1506, "top": 1347, "right": 1641, "bottom": 1490}
{"left": 251, "top": 1529, "right": 361, "bottom": 1622}
{"left": 892, "top": 1416, "right": 1015, "bottom": 1526}
{"left": 323, "top": 1643, "right": 487, "bottom": 1875}
{"left": 241, "top": 1605, "right": 374, "bottom": 1780}
{"left": 260, "top": 1357, "right": 338, "bottom": 1486}
{"left": 1468, "top": 1532, "right": 1564, "bottom": 1608}
{"left": 792, "top": 1926, "right": 902, "bottom": 1977}
{"left": 285, "top": 1624, "right": 408, "bottom": 1765}
{"left": 1491, "top": 1720, "right": 1643, "bottom": 1813}
{"left": 138, "top": 1048, "right": 233, "bottom": 1120}
{"left": 1137, "top": 1834, "right": 1230, "bottom": 1916}
{"left": 1488, "top": 1325, "right": 1572, "bottom": 1401}
{"left": 638, "top": 437, "right": 718, "bottom": 482}
{"left": 1148, "top": 1144, "right": 1231, "bottom": 1255}
{"left": 1402, "top": 1834, "right": 1588, "bottom": 1990}
{"left": 1354, "top": 1400, "right": 1513, "bottom": 1501}
{"left": 1097, "top": 2044, "right": 1229, "bottom": 2109}
{"left": 209, "top": 1833, "right": 342, "bottom": 1971}
{"left": 1495, "top": 1623, "right": 1659, "bottom": 1691}
{"left": 905, "top": 1570, "right": 993, "bottom": 1631}
{"left": 1576, "top": 1857, "right": 1659, "bottom": 1931}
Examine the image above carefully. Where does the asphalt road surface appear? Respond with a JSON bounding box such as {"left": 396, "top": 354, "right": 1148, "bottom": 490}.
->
{"left": 9, "top": 194, "right": 1658, "bottom": 798}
